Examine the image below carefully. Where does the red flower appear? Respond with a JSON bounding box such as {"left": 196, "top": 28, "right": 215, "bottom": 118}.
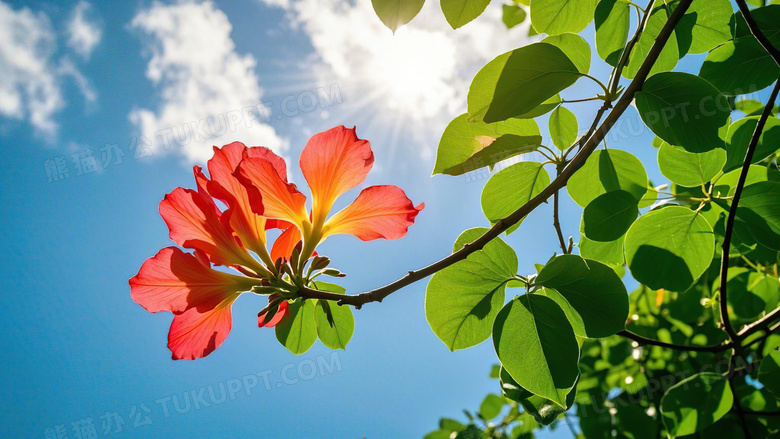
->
{"left": 130, "top": 126, "right": 423, "bottom": 360}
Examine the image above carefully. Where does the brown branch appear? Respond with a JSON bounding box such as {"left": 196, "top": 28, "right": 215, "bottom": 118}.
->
{"left": 299, "top": 0, "right": 695, "bottom": 309}
{"left": 717, "top": 80, "right": 780, "bottom": 342}
{"left": 553, "top": 164, "right": 568, "bottom": 254}
{"left": 739, "top": 306, "right": 780, "bottom": 343}
{"left": 735, "top": 0, "right": 780, "bottom": 68}
{"left": 618, "top": 329, "right": 732, "bottom": 353}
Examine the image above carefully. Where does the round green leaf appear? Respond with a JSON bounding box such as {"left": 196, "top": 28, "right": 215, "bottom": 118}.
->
{"left": 759, "top": 351, "right": 780, "bottom": 399}
{"left": 441, "top": 0, "right": 490, "bottom": 29}
{"left": 482, "top": 162, "right": 550, "bottom": 233}
{"left": 579, "top": 233, "right": 625, "bottom": 266}
{"left": 467, "top": 43, "right": 581, "bottom": 123}
{"left": 548, "top": 106, "right": 578, "bottom": 150}
{"left": 658, "top": 142, "right": 726, "bottom": 187}
{"left": 535, "top": 254, "right": 629, "bottom": 338}
{"left": 567, "top": 149, "right": 648, "bottom": 207}
{"left": 595, "top": 0, "right": 630, "bottom": 66}
{"left": 426, "top": 228, "right": 518, "bottom": 351}
{"left": 312, "top": 282, "right": 354, "bottom": 350}
{"left": 542, "top": 33, "right": 591, "bottom": 74}
{"left": 724, "top": 116, "right": 780, "bottom": 172}
{"left": 675, "top": 0, "right": 732, "bottom": 54}
{"left": 635, "top": 72, "right": 730, "bottom": 153}
{"left": 275, "top": 298, "right": 317, "bottom": 355}
{"left": 492, "top": 294, "right": 580, "bottom": 408}
{"left": 371, "top": 0, "right": 425, "bottom": 32}
{"left": 479, "top": 394, "right": 506, "bottom": 420}
{"left": 700, "top": 36, "right": 780, "bottom": 96}
{"left": 582, "top": 190, "right": 639, "bottom": 242}
{"left": 502, "top": 4, "right": 527, "bottom": 29}
{"left": 625, "top": 206, "right": 715, "bottom": 292}
{"left": 530, "top": 0, "right": 595, "bottom": 36}
{"left": 433, "top": 113, "right": 542, "bottom": 176}
{"left": 660, "top": 373, "right": 733, "bottom": 437}
{"left": 726, "top": 268, "right": 780, "bottom": 319}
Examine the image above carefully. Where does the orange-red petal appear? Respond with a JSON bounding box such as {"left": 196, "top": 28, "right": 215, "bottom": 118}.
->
{"left": 206, "top": 142, "right": 288, "bottom": 251}
{"left": 235, "top": 156, "right": 308, "bottom": 227}
{"left": 129, "top": 247, "right": 254, "bottom": 314}
{"left": 270, "top": 225, "right": 302, "bottom": 262}
{"left": 258, "top": 300, "right": 289, "bottom": 328}
{"left": 299, "top": 126, "right": 374, "bottom": 224}
{"left": 159, "top": 186, "right": 253, "bottom": 267}
{"left": 323, "top": 185, "right": 424, "bottom": 240}
{"left": 168, "top": 301, "right": 235, "bottom": 360}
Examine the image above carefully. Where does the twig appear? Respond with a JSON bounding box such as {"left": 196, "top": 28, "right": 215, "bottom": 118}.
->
{"left": 617, "top": 329, "right": 731, "bottom": 352}
{"left": 735, "top": 0, "right": 780, "bottom": 68}
{"left": 717, "top": 80, "right": 780, "bottom": 342}
{"left": 553, "top": 163, "right": 568, "bottom": 254}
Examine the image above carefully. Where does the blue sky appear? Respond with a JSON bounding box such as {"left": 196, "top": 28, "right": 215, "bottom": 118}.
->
{"left": 0, "top": 1, "right": 706, "bottom": 438}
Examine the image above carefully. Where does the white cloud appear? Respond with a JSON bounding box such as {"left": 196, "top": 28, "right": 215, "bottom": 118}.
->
{"left": 261, "top": 0, "right": 530, "bottom": 158}
{"left": 0, "top": 2, "right": 63, "bottom": 138}
{"left": 67, "top": 1, "right": 102, "bottom": 60}
{"left": 130, "top": 1, "right": 286, "bottom": 164}
{"left": 0, "top": 1, "right": 98, "bottom": 139}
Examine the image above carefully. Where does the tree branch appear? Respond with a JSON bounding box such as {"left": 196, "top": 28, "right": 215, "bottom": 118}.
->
{"left": 717, "top": 80, "right": 780, "bottom": 342}
{"left": 298, "top": 0, "right": 695, "bottom": 308}
{"left": 618, "top": 329, "right": 731, "bottom": 353}
{"left": 553, "top": 164, "right": 568, "bottom": 254}
{"left": 735, "top": 0, "right": 780, "bottom": 68}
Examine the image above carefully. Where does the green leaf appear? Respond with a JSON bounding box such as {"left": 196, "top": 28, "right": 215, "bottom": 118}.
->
{"left": 579, "top": 233, "right": 625, "bottom": 266}
{"left": 481, "top": 162, "right": 550, "bottom": 233}
{"left": 467, "top": 43, "right": 580, "bottom": 123}
{"left": 635, "top": 72, "right": 730, "bottom": 153}
{"left": 595, "top": 0, "right": 630, "bottom": 66}
{"left": 441, "top": 0, "right": 490, "bottom": 29}
{"left": 548, "top": 106, "right": 578, "bottom": 150}
{"left": 737, "top": 181, "right": 780, "bottom": 238}
{"left": 658, "top": 142, "right": 727, "bottom": 187}
{"left": 567, "top": 149, "right": 648, "bottom": 207}
{"left": 502, "top": 4, "right": 527, "bottom": 29}
{"left": 500, "top": 367, "right": 534, "bottom": 402}
{"left": 616, "top": 402, "right": 658, "bottom": 439}
{"left": 275, "top": 298, "right": 317, "bottom": 355}
{"left": 625, "top": 206, "right": 715, "bottom": 292}
{"left": 479, "top": 393, "right": 506, "bottom": 420}
{"left": 516, "top": 94, "right": 562, "bottom": 119}
{"left": 582, "top": 190, "right": 639, "bottom": 242}
{"left": 537, "top": 287, "right": 586, "bottom": 337}
{"left": 660, "top": 373, "right": 734, "bottom": 437}
{"left": 492, "top": 294, "right": 580, "bottom": 408}
{"left": 426, "top": 228, "right": 518, "bottom": 351}
{"left": 455, "top": 425, "right": 486, "bottom": 439}
{"left": 675, "top": 0, "right": 732, "bottom": 54}
{"left": 735, "top": 99, "right": 765, "bottom": 116}
{"left": 423, "top": 430, "right": 454, "bottom": 439}
{"left": 623, "top": 4, "right": 679, "bottom": 79}
{"left": 542, "top": 33, "right": 591, "bottom": 74}
{"left": 726, "top": 268, "right": 780, "bottom": 319}
{"left": 535, "top": 254, "right": 629, "bottom": 338}
{"left": 312, "top": 282, "right": 354, "bottom": 350}
{"left": 724, "top": 116, "right": 780, "bottom": 172}
{"left": 759, "top": 351, "right": 780, "bottom": 398}
{"left": 439, "top": 418, "right": 466, "bottom": 432}
{"left": 700, "top": 36, "right": 780, "bottom": 96}
{"left": 371, "top": 0, "right": 425, "bottom": 32}
{"left": 530, "top": 0, "right": 595, "bottom": 35}
{"left": 433, "top": 114, "right": 541, "bottom": 176}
